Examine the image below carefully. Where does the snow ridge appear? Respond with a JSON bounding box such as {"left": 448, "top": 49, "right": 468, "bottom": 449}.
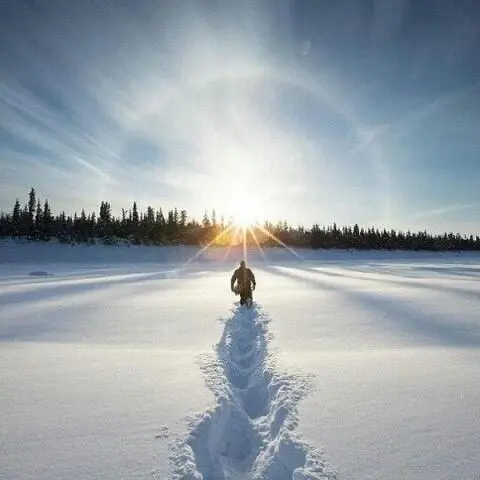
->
{"left": 171, "top": 305, "right": 336, "bottom": 480}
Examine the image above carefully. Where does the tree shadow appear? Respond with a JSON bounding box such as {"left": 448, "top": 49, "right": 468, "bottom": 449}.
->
{"left": 260, "top": 266, "right": 480, "bottom": 349}
{"left": 294, "top": 265, "right": 480, "bottom": 302}
{"left": 0, "top": 267, "right": 208, "bottom": 342}
{"left": 0, "top": 266, "right": 210, "bottom": 307}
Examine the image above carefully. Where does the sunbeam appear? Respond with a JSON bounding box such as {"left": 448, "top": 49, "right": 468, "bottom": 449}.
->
{"left": 223, "top": 226, "right": 240, "bottom": 262}
{"left": 249, "top": 226, "right": 268, "bottom": 263}
{"left": 242, "top": 226, "right": 248, "bottom": 264}
{"left": 183, "top": 224, "right": 235, "bottom": 266}
{"left": 256, "top": 224, "right": 304, "bottom": 260}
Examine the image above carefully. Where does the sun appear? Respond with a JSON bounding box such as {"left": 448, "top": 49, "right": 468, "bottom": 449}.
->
{"left": 222, "top": 184, "right": 263, "bottom": 229}
{"left": 230, "top": 199, "right": 258, "bottom": 228}
{"left": 236, "top": 213, "right": 251, "bottom": 228}
{"left": 214, "top": 180, "right": 269, "bottom": 230}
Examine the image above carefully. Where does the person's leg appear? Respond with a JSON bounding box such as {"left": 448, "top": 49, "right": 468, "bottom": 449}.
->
{"left": 239, "top": 290, "right": 246, "bottom": 305}
{"left": 243, "top": 286, "right": 252, "bottom": 307}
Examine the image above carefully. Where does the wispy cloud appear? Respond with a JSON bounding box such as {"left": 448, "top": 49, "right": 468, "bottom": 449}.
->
{"left": 353, "top": 82, "right": 480, "bottom": 153}
{"left": 1, "top": 1, "right": 479, "bottom": 232}
{"left": 0, "top": 80, "right": 116, "bottom": 181}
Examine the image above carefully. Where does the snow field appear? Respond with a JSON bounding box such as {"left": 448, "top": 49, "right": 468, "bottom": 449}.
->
{"left": 1, "top": 244, "right": 479, "bottom": 480}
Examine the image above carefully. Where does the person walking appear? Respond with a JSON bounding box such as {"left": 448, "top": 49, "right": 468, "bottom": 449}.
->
{"left": 230, "top": 260, "right": 256, "bottom": 307}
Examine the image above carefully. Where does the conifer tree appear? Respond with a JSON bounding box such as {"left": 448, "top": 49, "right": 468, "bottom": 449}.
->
{"left": 180, "top": 210, "right": 187, "bottom": 228}
{"left": 12, "top": 199, "right": 21, "bottom": 232}
{"left": 202, "top": 211, "right": 210, "bottom": 227}
{"left": 132, "top": 202, "right": 139, "bottom": 226}
{"left": 28, "top": 188, "right": 36, "bottom": 235}
{"left": 34, "top": 200, "right": 43, "bottom": 238}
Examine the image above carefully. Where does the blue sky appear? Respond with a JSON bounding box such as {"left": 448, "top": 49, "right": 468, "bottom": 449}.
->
{"left": 1, "top": 0, "right": 479, "bottom": 234}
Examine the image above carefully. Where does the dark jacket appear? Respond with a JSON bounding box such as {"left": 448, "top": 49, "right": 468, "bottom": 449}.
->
{"left": 231, "top": 267, "right": 256, "bottom": 291}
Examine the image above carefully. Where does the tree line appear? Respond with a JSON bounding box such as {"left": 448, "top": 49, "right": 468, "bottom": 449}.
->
{"left": 0, "top": 188, "right": 479, "bottom": 251}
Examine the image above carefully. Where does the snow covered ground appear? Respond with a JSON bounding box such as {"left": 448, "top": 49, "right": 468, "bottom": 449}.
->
{"left": 1, "top": 242, "right": 479, "bottom": 479}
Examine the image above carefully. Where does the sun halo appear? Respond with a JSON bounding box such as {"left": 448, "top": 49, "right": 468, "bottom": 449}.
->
{"left": 214, "top": 181, "right": 268, "bottom": 230}
{"left": 227, "top": 196, "right": 260, "bottom": 229}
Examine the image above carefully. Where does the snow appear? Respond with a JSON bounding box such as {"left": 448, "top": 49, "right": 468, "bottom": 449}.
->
{"left": 171, "top": 305, "right": 334, "bottom": 479}
{"left": 28, "top": 271, "right": 52, "bottom": 277}
{"left": 1, "top": 242, "right": 479, "bottom": 479}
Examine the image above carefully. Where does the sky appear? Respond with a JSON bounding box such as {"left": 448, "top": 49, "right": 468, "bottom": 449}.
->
{"left": 1, "top": 0, "right": 479, "bottom": 234}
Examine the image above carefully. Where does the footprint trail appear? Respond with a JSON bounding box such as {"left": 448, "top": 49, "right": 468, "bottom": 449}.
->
{"left": 171, "top": 304, "right": 335, "bottom": 480}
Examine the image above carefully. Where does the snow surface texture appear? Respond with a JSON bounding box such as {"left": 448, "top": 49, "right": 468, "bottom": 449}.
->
{"left": 171, "top": 304, "right": 335, "bottom": 479}
{"left": 1, "top": 242, "right": 479, "bottom": 480}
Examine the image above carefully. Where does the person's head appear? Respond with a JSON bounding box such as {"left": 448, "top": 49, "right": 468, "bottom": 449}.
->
{"left": 239, "top": 260, "right": 246, "bottom": 268}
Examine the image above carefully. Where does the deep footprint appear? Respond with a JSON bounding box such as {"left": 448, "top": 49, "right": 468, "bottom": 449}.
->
{"left": 171, "top": 305, "right": 336, "bottom": 480}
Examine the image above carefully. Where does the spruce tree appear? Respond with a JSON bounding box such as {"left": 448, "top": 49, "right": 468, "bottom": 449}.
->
{"left": 202, "top": 211, "right": 210, "bottom": 227}
{"left": 12, "top": 199, "right": 21, "bottom": 233}
{"left": 132, "top": 202, "right": 139, "bottom": 226}
{"left": 180, "top": 210, "right": 187, "bottom": 228}
{"left": 35, "top": 200, "right": 43, "bottom": 238}
{"left": 28, "top": 188, "right": 36, "bottom": 236}
{"left": 43, "top": 200, "right": 52, "bottom": 240}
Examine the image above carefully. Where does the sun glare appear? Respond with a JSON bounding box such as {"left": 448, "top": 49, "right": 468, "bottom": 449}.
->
{"left": 182, "top": 179, "right": 302, "bottom": 265}
{"left": 233, "top": 209, "right": 255, "bottom": 228}
{"left": 229, "top": 196, "right": 259, "bottom": 228}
